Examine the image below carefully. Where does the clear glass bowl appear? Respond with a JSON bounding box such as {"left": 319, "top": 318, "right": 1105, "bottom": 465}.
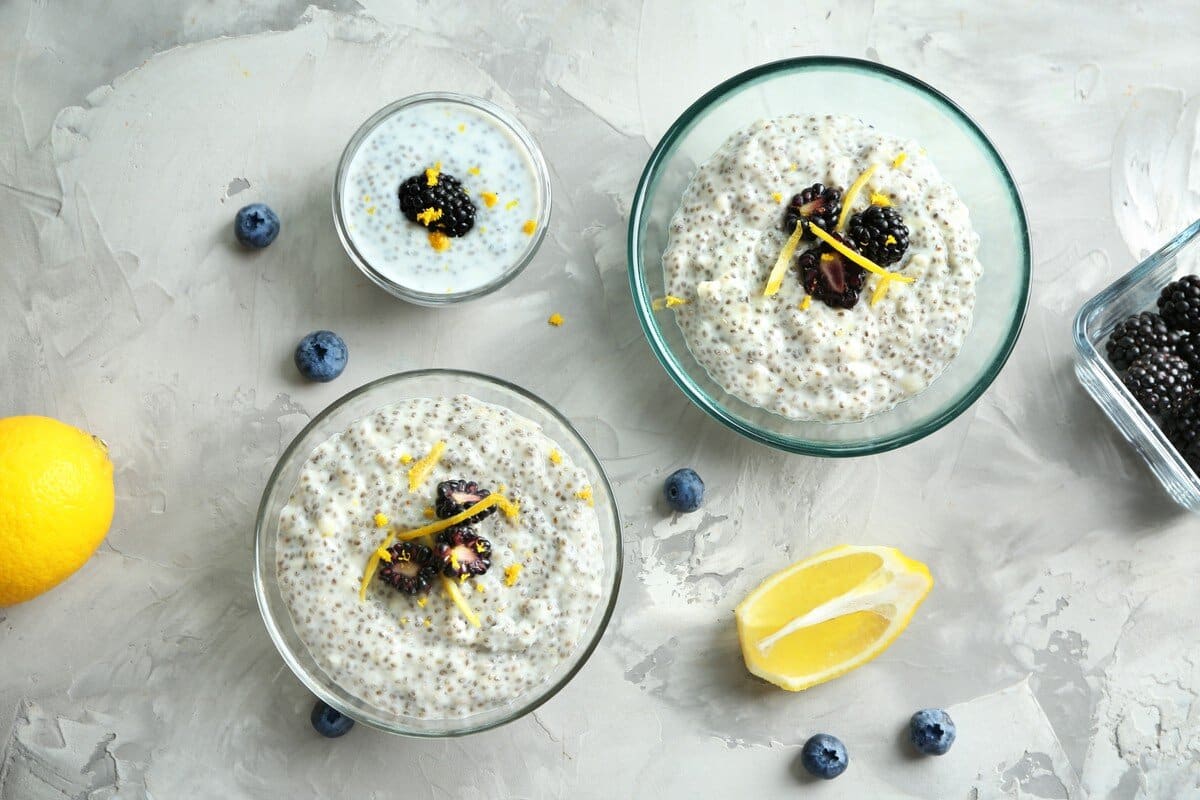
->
{"left": 253, "top": 370, "right": 622, "bottom": 736}
{"left": 627, "top": 57, "right": 1031, "bottom": 456}
{"left": 1074, "top": 220, "right": 1200, "bottom": 513}
{"left": 332, "top": 92, "right": 552, "bottom": 306}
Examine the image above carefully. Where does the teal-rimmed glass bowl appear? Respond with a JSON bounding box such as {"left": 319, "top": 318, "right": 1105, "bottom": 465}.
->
{"left": 627, "top": 57, "right": 1030, "bottom": 456}
{"left": 254, "top": 370, "right": 622, "bottom": 736}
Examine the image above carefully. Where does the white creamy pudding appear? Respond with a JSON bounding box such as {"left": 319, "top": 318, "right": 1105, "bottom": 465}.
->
{"left": 662, "top": 114, "right": 983, "bottom": 422}
{"left": 338, "top": 96, "right": 545, "bottom": 298}
{"left": 275, "top": 395, "right": 605, "bottom": 720}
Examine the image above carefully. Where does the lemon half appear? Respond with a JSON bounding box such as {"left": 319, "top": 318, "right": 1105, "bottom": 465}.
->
{"left": 735, "top": 544, "right": 932, "bottom": 691}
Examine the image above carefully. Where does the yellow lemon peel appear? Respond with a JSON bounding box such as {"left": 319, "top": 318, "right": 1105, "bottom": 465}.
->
{"left": 416, "top": 207, "right": 443, "bottom": 226}
{"left": 504, "top": 564, "right": 523, "bottom": 587}
{"left": 505, "top": 199, "right": 519, "bottom": 210}
{"left": 548, "top": 313, "right": 564, "bottom": 327}
{"left": 467, "top": 166, "right": 481, "bottom": 176}
{"left": 892, "top": 152, "right": 908, "bottom": 168}
{"left": 428, "top": 231, "right": 450, "bottom": 252}
{"left": 771, "top": 192, "right": 783, "bottom": 204}
{"left": 522, "top": 219, "right": 537, "bottom": 235}
{"left": 425, "top": 162, "right": 442, "bottom": 186}
{"left": 763, "top": 222, "right": 805, "bottom": 297}
{"left": 373, "top": 513, "right": 389, "bottom": 528}
{"left": 836, "top": 164, "right": 877, "bottom": 231}
{"left": 549, "top": 450, "right": 562, "bottom": 465}
{"left": 407, "top": 441, "right": 446, "bottom": 491}
{"left": 869, "top": 192, "right": 891, "bottom": 207}
{"left": 394, "top": 495, "right": 519, "bottom": 543}
{"left": 441, "top": 576, "right": 481, "bottom": 628}
{"left": 358, "top": 532, "right": 396, "bottom": 601}
{"left": 480, "top": 191, "right": 498, "bottom": 208}
{"left": 799, "top": 295, "right": 812, "bottom": 311}
{"left": 652, "top": 295, "right": 689, "bottom": 310}
{"left": 575, "top": 486, "right": 594, "bottom": 507}
{"left": 809, "top": 225, "right": 913, "bottom": 283}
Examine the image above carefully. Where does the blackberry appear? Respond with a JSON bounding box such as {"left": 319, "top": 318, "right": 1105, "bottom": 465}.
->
{"left": 1105, "top": 312, "right": 1180, "bottom": 370}
{"left": 796, "top": 241, "right": 866, "bottom": 309}
{"left": 1166, "top": 393, "right": 1200, "bottom": 455}
{"left": 1122, "top": 351, "right": 1194, "bottom": 416}
{"left": 378, "top": 542, "right": 437, "bottom": 595}
{"left": 1157, "top": 274, "right": 1200, "bottom": 332}
{"left": 398, "top": 170, "right": 476, "bottom": 236}
{"left": 435, "top": 529, "right": 492, "bottom": 579}
{"left": 783, "top": 183, "right": 842, "bottom": 237}
{"left": 435, "top": 479, "right": 496, "bottom": 524}
{"left": 1176, "top": 335, "right": 1200, "bottom": 373}
{"left": 846, "top": 205, "right": 909, "bottom": 266}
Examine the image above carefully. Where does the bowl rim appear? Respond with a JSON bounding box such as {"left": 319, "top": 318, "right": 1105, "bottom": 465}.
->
{"left": 626, "top": 55, "right": 1032, "bottom": 456}
{"left": 252, "top": 368, "right": 623, "bottom": 737}
{"left": 331, "top": 92, "right": 553, "bottom": 307}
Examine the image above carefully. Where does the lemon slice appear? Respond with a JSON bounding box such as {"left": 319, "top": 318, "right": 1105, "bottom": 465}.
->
{"left": 735, "top": 544, "right": 932, "bottom": 691}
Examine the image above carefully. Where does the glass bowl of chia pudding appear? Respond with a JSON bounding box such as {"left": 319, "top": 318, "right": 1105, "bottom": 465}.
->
{"left": 628, "top": 57, "right": 1030, "bottom": 456}
{"left": 253, "top": 370, "right": 621, "bottom": 736}
{"left": 333, "top": 92, "right": 552, "bottom": 305}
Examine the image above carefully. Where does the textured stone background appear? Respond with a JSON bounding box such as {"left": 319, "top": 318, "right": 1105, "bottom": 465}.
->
{"left": 1, "top": 2, "right": 1198, "bottom": 797}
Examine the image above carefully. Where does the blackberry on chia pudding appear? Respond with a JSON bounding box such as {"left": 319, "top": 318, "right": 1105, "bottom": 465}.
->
{"left": 847, "top": 205, "right": 909, "bottom": 267}
{"left": 398, "top": 170, "right": 476, "bottom": 237}
{"left": 783, "top": 183, "right": 842, "bottom": 237}
{"left": 797, "top": 245, "right": 866, "bottom": 309}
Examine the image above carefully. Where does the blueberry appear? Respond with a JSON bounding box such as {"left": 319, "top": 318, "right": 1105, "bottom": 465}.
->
{"left": 663, "top": 468, "right": 704, "bottom": 513}
{"left": 910, "top": 708, "right": 956, "bottom": 756}
{"left": 310, "top": 699, "right": 354, "bottom": 738}
{"left": 234, "top": 203, "right": 280, "bottom": 248}
{"left": 294, "top": 330, "right": 348, "bottom": 382}
{"left": 800, "top": 733, "right": 848, "bottom": 780}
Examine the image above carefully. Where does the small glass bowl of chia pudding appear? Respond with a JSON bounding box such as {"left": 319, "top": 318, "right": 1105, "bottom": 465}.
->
{"left": 333, "top": 92, "right": 552, "bottom": 305}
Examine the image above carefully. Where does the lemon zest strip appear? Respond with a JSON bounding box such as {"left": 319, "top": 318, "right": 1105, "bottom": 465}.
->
{"left": 651, "top": 295, "right": 689, "bottom": 310}
{"left": 358, "top": 532, "right": 396, "bottom": 601}
{"left": 395, "top": 495, "right": 518, "bottom": 542}
{"left": 799, "top": 295, "right": 812, "bottom": 311}
{"left": 407, "top": 441, "right": 446, "bottom": 491}
{"left": 835, "top": 164, "right": 878, "bottom": 232}
{"left": 892, "top": 152, "right": 908, "bottom": 168}
{"left": 870, "top": 275, "right": 894, "bottom": 306}
{"left": 809, "top": 225, "right": 913, "bottom": 283}
{"left": 441, "top": 576, "right": 481, "bottom": 628}
{"left": 425, "top": 162, "right": 442, "bottom": 186}
{"left": 763, "top": 222, "right": 805, "bottom": 297}
{"left": 416, "top": 207, "right": 443, "bottom": 226}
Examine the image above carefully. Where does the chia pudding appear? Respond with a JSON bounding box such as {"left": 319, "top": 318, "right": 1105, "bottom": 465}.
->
{"left": 662, "top": 114, "right": 984, "bottom": 421}
{"left": 275, "top": 395, "right": 605, "bottom": 719}
{"left": 337, "top": 95, "right": 547, "bottom": 299}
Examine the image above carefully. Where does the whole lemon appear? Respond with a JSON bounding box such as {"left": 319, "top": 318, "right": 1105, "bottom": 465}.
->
{"left": 0, "top": 416, "right": 115, "bottom": 606}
